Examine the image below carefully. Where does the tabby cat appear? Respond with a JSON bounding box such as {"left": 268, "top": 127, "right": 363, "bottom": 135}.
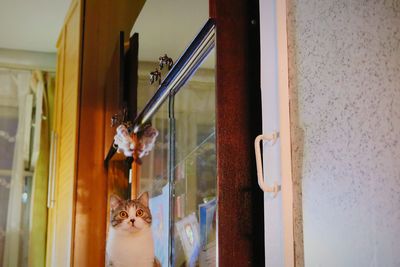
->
{"left": 106, "top": 192, "right": 161, "bottom": 267}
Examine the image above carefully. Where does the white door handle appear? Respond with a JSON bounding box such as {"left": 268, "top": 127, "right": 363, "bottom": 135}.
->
{"left": 47, "top": 131, "right": 58, "bottom": 208}
{"left": 254, "top": 132, "right": 281, "bottom": 197}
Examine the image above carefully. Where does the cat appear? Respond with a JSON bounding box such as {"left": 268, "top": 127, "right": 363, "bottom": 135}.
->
{"left": 106, "top": 192, "right": 161, "bottom": 267}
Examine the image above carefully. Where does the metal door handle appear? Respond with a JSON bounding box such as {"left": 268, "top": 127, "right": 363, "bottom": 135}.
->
{"left": 254, "top": 132, "right": 281, "bottom": 197}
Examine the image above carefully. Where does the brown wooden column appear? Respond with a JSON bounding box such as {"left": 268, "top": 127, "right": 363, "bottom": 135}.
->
{"left": 210, "top": 0, "right": 265, "bottom": 265}
{"left": 73, "top": 0, "right": 145, "bottom": 266}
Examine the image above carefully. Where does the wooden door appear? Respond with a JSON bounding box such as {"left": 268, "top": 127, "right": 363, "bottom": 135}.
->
{"left": 210, "top": 0, "right": 265, "bottom": 265}
{"left": 46, "top": 1, "right": 82, "bottom": 266}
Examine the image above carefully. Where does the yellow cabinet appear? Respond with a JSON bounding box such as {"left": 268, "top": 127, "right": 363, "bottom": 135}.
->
{"left": 46, "top": 1, "right": 81, "bottom": 266}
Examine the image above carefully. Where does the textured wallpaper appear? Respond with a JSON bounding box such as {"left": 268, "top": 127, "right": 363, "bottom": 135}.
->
{"left": 287, "top": 0, "right": 400, "bottom": 266}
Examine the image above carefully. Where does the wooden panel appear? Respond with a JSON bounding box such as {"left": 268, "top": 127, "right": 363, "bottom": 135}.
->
{"left": 46, "top": 26, "right": 64, "bottom": 267}
{"left": 46, "top": 1, "right": 81, "bottom": 266}
{"left": 73, "top": 1, "right": 145, "bottom": 266}
{"left": 54, "top": 4, "right": 80, "bottom": 263}
{"left": 104, "top": 38, "right": 130, "bottom": 202}
{"left": 211, "top": 0, "right": 265, "bottom": 265}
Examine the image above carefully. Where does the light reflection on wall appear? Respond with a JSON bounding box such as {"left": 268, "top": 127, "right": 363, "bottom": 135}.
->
{"left": 288, "top": 0, "right": 400, "bottom": 266}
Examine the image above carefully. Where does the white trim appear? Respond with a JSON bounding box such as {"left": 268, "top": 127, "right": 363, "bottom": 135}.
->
{"left": 0, "top": 169, "right": 34, "bottom": 177}
{"left": 276, "top": 0, "right": 295, "bottom": 266}
{"left": 23, "top": 94, "right": 33, "bottom": 167}
{"left": 260, "top": 0, "right": 294, "bottom": 266}
{"left": 30, "top": 80, "right": 44, "bottom": 169}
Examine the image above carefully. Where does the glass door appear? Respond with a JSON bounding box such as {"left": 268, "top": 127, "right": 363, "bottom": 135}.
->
{"left": 169, "top": 65, "right": 216, "bottom": 267}
{"left": 135, "top": 19, "right": 216, "bottom": 267}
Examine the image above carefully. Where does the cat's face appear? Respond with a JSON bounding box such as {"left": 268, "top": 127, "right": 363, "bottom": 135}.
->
{"left": 109, "top": 192, "right": 152, "bottom": 233}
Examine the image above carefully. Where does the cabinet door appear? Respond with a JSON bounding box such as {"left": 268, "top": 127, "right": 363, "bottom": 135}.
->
{"left": 136, "top": 76, "right": 218, "bottom": 267}
{"left": 46, "top": 1, "right": 81, "bottom": 266}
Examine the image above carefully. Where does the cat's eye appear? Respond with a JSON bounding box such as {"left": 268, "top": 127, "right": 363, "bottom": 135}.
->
{"left": 119, "top": 211, "right": 128, "bottom": 218}
{"left": 136, "top": 209, "right": 144, "bottom": 217}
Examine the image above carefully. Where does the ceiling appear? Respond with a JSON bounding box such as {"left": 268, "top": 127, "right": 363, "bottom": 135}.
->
{"left": 132, "top": 0, "right": 212, "bottom": 68}
{"left": 0, "top": 0, "right": 213, "bottom": 68}
{"left": 0, "top": 0, "right": 71, "bottom": 52}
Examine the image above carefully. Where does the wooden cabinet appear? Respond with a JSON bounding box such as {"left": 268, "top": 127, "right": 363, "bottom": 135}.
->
{"left": 45, "top": 0, "right": 146, "bottom": 266}
{"left": 47, "top": 0, "right": 264, "bottom": 266}
{"left": 46, "top": 1, "right": 81, "bottom": 266}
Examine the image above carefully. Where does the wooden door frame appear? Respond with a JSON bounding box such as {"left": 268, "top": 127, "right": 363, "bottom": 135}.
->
{"left": 211, "top": 0, "right": 265, "bottom": 265}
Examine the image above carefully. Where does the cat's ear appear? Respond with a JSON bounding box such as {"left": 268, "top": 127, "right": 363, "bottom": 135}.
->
{"left": 110, "top": 194, "right": 123, "bottom": 211}
{"left": 137, "top": 191, "right": 149, "bottom": 207}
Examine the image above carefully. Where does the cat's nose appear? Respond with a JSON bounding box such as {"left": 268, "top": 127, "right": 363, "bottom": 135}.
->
{"left": 130, "top": 219, "right": 135, "bottom": 224}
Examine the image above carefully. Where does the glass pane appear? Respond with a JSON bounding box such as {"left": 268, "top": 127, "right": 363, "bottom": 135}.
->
{"left": 132, "top": 1, "right": 215, "bottom": 266}
{"left": 171, "top": 64, "right": 216, "bottom": 267}
{"left": 0, "top": 106, "right": 18, "bottom": 265}
{"left": 139, "top": 99, "right": 170, "bottom": 267}
{"left": 136, "top": 61, "right": 218, "bottom": 266}
{"left": 137, "top": 54, "right": 216, "bottom": 267}
{"left": 132, "top": 0, "right": 211, "bottom": 108}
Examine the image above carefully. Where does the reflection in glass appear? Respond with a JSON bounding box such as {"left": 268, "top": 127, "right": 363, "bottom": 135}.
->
{"left": 138, "top": 58, "right": 216, "bottom": 266}
{"left": 0, "top": 106, "right": 18, "bottom": 265}
{"left": 0, "top": 70, "right": 44, "bottom": 267}
{"left": 133, "top": 0, "right": 216, "bottom": 264}
{"left": 172, "top": 66, "right": 216, "bottom": 267}
{"left": 139, "top": 99, "right": 170, "bottom": 267}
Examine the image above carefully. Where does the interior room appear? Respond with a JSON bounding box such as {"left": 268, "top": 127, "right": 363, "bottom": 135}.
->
{"left": 0, "top": 0, "right": 399, "bottom": 266}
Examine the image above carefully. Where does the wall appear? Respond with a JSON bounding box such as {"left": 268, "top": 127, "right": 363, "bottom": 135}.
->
{"left": 0, "top": 48, "right": 56, "bottom": 72}
{"left": 287, "top": 0, "right": 400, "bottom": 266}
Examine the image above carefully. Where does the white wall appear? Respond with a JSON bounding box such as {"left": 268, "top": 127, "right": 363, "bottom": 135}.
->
{"left": 0, "top": 48, "right": 56, "bottom": 72}
{"left": 287, "top": 0, "right": 400, "bottom": 266}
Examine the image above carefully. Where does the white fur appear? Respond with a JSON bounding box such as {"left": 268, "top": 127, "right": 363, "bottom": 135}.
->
{"left": 106, "top": 206, "right": 155, "bottom": 267}
{"left": 114, "top": 125, "right": 135, "bottom": 157}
